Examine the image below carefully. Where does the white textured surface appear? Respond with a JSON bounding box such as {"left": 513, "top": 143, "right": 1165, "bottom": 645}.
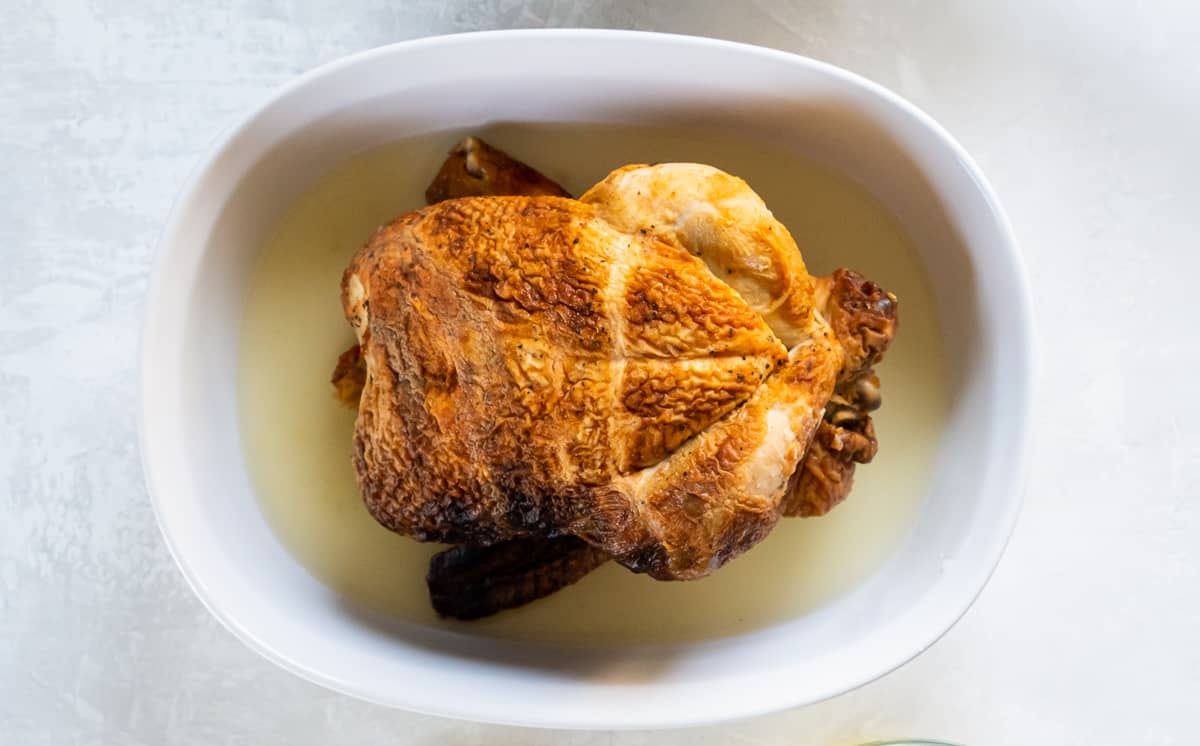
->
{"left": 1, "top": 1, "right": 1197, "bottom": 744}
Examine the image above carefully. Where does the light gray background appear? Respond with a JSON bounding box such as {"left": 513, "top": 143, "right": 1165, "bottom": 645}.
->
{"left": 2, "top": 1, "right": 1197, "bottom": 744}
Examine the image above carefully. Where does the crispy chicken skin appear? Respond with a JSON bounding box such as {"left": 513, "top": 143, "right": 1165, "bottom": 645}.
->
{"left": 330, "top": 344, "right": 367, "bottom": 408}
{"left": 342, "top": 161, "right": 844, "bottom": 580}
{"left": 427, "top": 535, "right": 608, "bottom": 620}
{"left": 783, "top": 270, "right": 897, "bottom": 518}
{"left": 425, "top": 136, "right": 570, "bottom": 204}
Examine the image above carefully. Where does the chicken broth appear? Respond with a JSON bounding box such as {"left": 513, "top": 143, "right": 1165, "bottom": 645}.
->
{"left": 238, "top": 123, "right": 948, "bottom": 644}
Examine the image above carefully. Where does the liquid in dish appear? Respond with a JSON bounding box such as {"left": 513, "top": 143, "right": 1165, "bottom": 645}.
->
{"left": 236, "top": 124, "right": 945, "bottom": 647}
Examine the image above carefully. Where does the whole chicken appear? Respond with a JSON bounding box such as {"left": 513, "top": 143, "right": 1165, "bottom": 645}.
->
{"left": 341, "top": 141, "right": 895, "bottom": 583}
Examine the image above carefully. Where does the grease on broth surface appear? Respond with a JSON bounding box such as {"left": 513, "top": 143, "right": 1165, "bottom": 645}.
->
{"left": 238, "top": 123, "right": 947, "bottom": 644}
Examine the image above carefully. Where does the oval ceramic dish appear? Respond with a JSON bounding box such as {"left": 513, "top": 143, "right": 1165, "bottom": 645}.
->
{"left": 141, "top": 30, "right": 1033, "bottom": 729}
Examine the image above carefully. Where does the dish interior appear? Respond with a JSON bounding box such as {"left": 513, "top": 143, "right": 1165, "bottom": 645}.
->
{"left": 238, "top": 122, "right": 948, "bottom": 644}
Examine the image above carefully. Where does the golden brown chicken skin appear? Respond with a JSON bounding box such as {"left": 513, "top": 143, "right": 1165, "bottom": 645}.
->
{"left": 424, "top": 136, "right": 570, "bottom": 203}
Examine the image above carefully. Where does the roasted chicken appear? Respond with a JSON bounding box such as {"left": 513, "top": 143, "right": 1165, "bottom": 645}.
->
{"left": 333, "top": 138, "right": 897, "bottom": 617}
